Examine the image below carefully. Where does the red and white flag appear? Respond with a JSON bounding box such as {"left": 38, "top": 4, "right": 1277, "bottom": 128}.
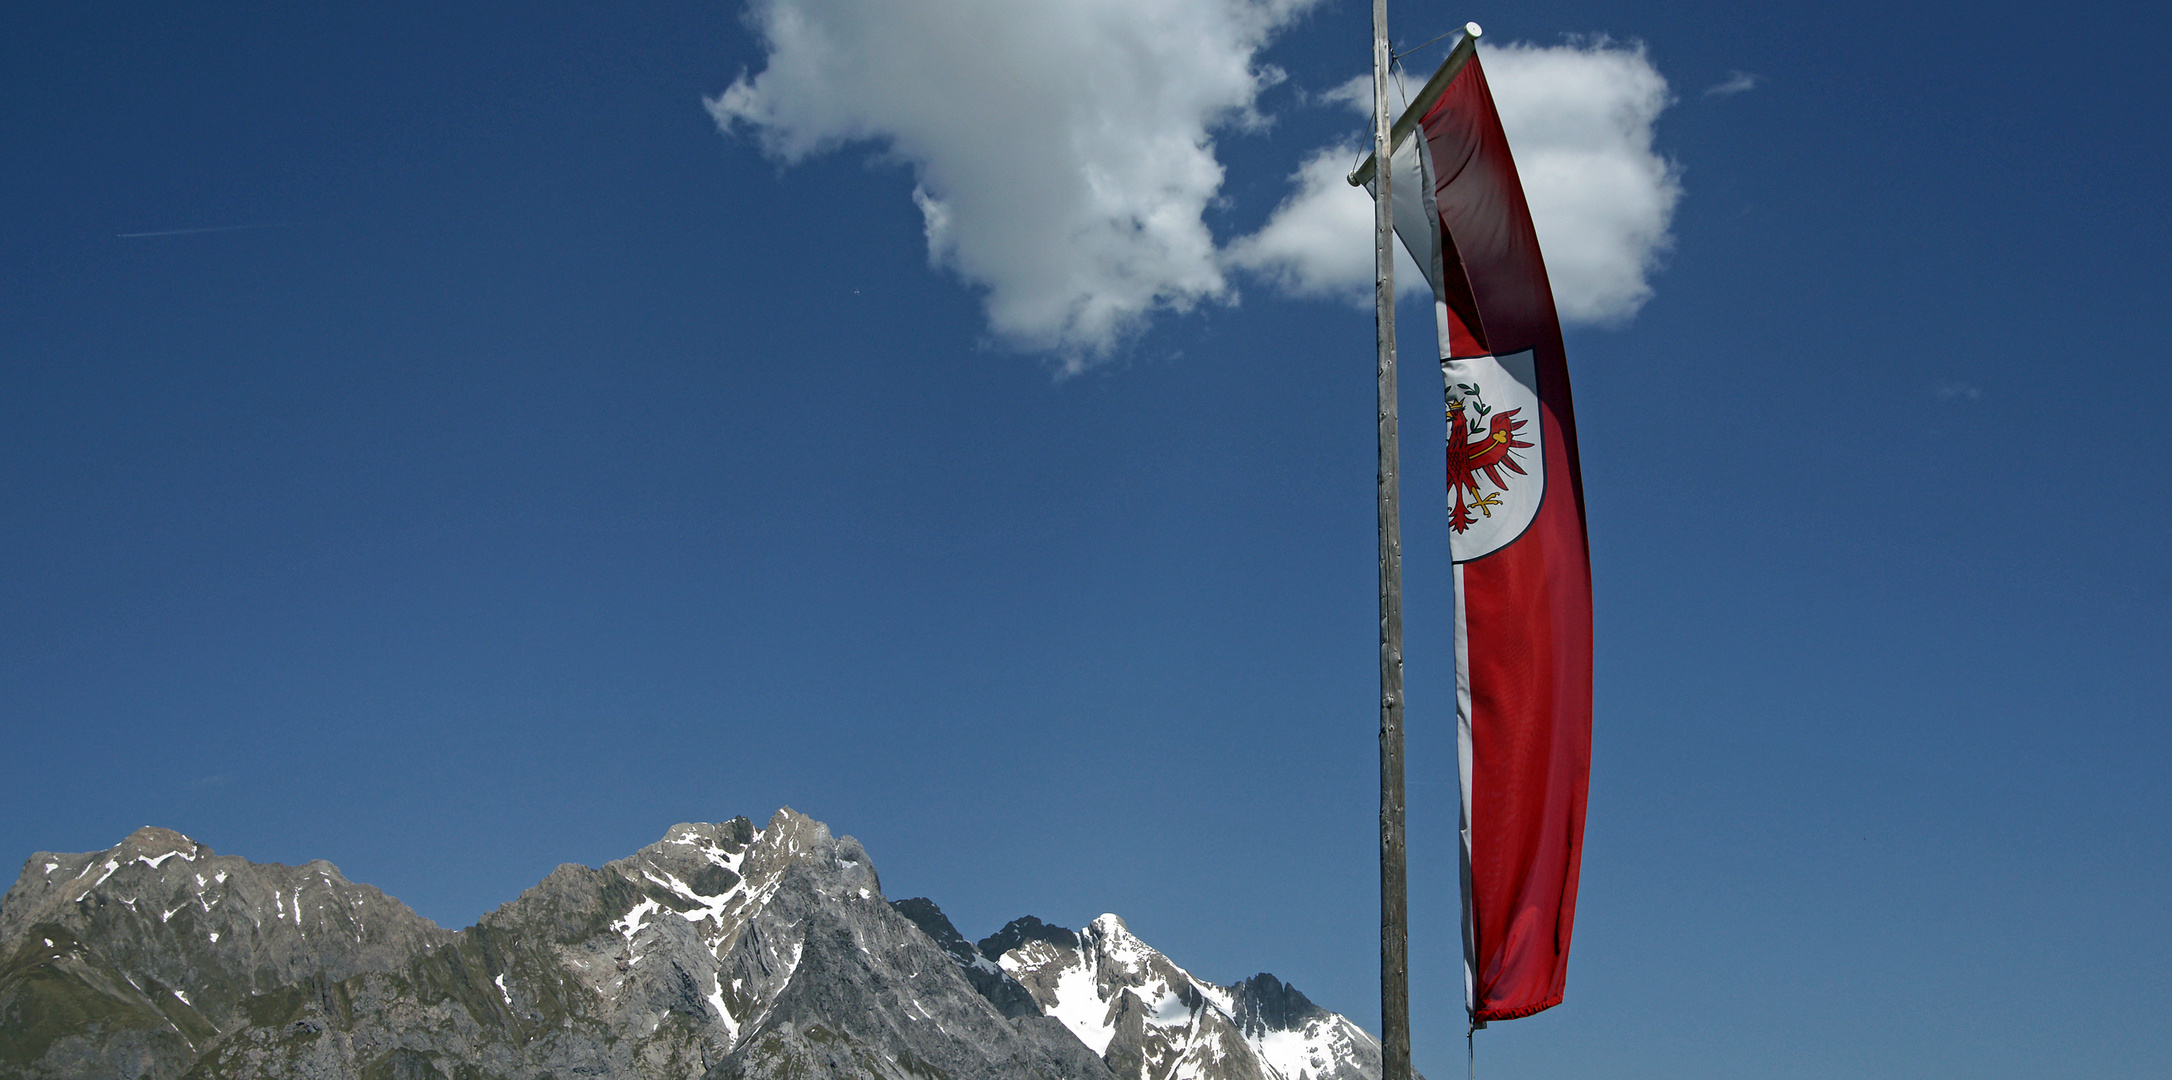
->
{"left": 1374, "top": 51, "right": 1595, "bottom": 1024}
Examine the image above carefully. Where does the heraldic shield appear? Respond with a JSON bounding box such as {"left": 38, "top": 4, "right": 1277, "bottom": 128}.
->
{"left": 1442, "top": 349, "right": 1545, "bottom": 563}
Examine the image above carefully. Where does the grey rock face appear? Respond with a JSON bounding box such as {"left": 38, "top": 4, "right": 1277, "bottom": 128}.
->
{"left": 2, "top": 813, "right": 1386, "bottom": 1080}
{"left": 888, "top": 899, "right": 1041, "bottom": 1021}
{"left": 0, "top": 826, "right": 451, "bottom": 1080}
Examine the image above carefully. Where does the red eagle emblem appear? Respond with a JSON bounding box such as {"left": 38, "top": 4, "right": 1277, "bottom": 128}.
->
{"left": 1445, "top": 386, "right": 1534, "bottom": 533}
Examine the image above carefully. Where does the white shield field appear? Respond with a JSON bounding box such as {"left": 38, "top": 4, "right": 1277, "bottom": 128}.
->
{"left": 1441, "top": 348, "right": 1546, "bottom": 563}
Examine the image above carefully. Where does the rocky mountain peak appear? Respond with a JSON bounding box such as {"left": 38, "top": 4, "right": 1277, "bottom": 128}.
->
{"left": 978, "top": 914, "right": 1082, "bottom": 962}
{"left": 3, "top": 827, "right": 213, "bottom": 923}
{"left": 116, "top": 826, "right": 211, "bottom": 863}
{"left": 962, "top": 913, "right": 1400, "bottom": 1080}
{"left": 1077, "top": 913, "right": 1165, "bottom": 976}
{"left": 1229, "top": 972, "right": 1324, "bottom": 1035}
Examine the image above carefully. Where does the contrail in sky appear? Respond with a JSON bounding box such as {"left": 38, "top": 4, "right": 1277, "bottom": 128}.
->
{"left": 116, "top": 222, "right": 293, "bottom": 239}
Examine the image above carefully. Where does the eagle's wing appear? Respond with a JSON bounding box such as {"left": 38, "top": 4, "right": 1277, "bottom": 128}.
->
{"left": 1466, "top": 408, "right": 1533, "bottom": 488}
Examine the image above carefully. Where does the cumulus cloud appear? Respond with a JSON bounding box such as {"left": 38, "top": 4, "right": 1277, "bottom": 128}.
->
{"left": 710, "top": 0, "right": 1317, "bottom": 364}
{"left": 1228, "top": 41, "right": 1683, "bottom": 326}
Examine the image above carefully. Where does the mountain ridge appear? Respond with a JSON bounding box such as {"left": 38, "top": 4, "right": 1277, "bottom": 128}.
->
{"left": 1, "top": 811, "right": 1400, "bottom": 1080}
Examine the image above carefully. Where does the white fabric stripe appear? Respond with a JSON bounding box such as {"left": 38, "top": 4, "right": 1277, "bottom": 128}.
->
{"left": 1414, "top": 135, "right": 1452, "bottom": 360}
{"left": 1375, "top": 131, "right": 1454, "bottom": 359}
{"left": 1454, "top": 559, "right": 1476, "bottom": 1017}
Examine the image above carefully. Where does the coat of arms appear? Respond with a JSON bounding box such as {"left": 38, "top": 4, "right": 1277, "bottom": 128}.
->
{"left": 1441, "top": 349, "right": 1546, "bottom": 562}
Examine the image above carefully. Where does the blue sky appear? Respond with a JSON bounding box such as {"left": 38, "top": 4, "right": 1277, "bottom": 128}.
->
{"left": 3, "top": 2, "right": 2167, "bottom": 1078}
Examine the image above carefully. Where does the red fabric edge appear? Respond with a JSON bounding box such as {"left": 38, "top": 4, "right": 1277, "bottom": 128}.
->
{"left": 1474, "top": 993, "right": 1563, "bottom": 1023}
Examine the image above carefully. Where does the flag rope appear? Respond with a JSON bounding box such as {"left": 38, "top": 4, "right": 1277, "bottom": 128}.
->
{"left": 1393, "top": 28, "right": 1462, "bottom": 62}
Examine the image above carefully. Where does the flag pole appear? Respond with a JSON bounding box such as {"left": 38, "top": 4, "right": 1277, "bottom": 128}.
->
{"left": 1370, "top": 1, "right": 1411, "bottom": 1079}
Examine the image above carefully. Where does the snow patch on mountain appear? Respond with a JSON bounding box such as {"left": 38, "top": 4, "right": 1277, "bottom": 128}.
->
{"left": 1042, "top": 959, "right": 1119, "bottom": 1053}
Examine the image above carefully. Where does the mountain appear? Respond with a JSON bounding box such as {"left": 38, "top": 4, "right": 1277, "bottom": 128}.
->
{"left": 1, "top": 811, "right": 1394, "bottom": 1080}
{"left": 960, "top": 911, "right": 1384, "bottom": 1080}
{"left": 0, "top": 825, "right": 451, "bottom": 1080}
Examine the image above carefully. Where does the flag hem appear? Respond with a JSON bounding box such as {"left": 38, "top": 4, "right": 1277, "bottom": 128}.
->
{"left": 1474, "top": 994, "right": 1563, "bottom": 1023}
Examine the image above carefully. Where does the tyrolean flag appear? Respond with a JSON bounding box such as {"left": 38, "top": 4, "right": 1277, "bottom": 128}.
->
{"left": 1372, "top": 46, "right": 1596, "bottom": 1025}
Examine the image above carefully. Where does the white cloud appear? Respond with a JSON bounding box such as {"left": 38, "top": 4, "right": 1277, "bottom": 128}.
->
{"left": 1704, "top": 70, "right": 1760, "bottom": 97}
{"left": 710, "top": 0, "right": 1317, "bottom": 366}
{"left": 1228, "top": 41, "right": 1683, "bottom": 327}
{"left": 1311, "top": 75, "right": 1374, "bottom": 114}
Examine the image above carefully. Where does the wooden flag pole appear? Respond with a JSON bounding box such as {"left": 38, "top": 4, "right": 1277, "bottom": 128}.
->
{"left": 1370, "top": 2, "right": 1411, "bottom": 1080}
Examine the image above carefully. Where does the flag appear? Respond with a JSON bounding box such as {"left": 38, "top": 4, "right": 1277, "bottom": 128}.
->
{"left": 1374, "top": 51, "right": 1595, "bottom": 1024}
